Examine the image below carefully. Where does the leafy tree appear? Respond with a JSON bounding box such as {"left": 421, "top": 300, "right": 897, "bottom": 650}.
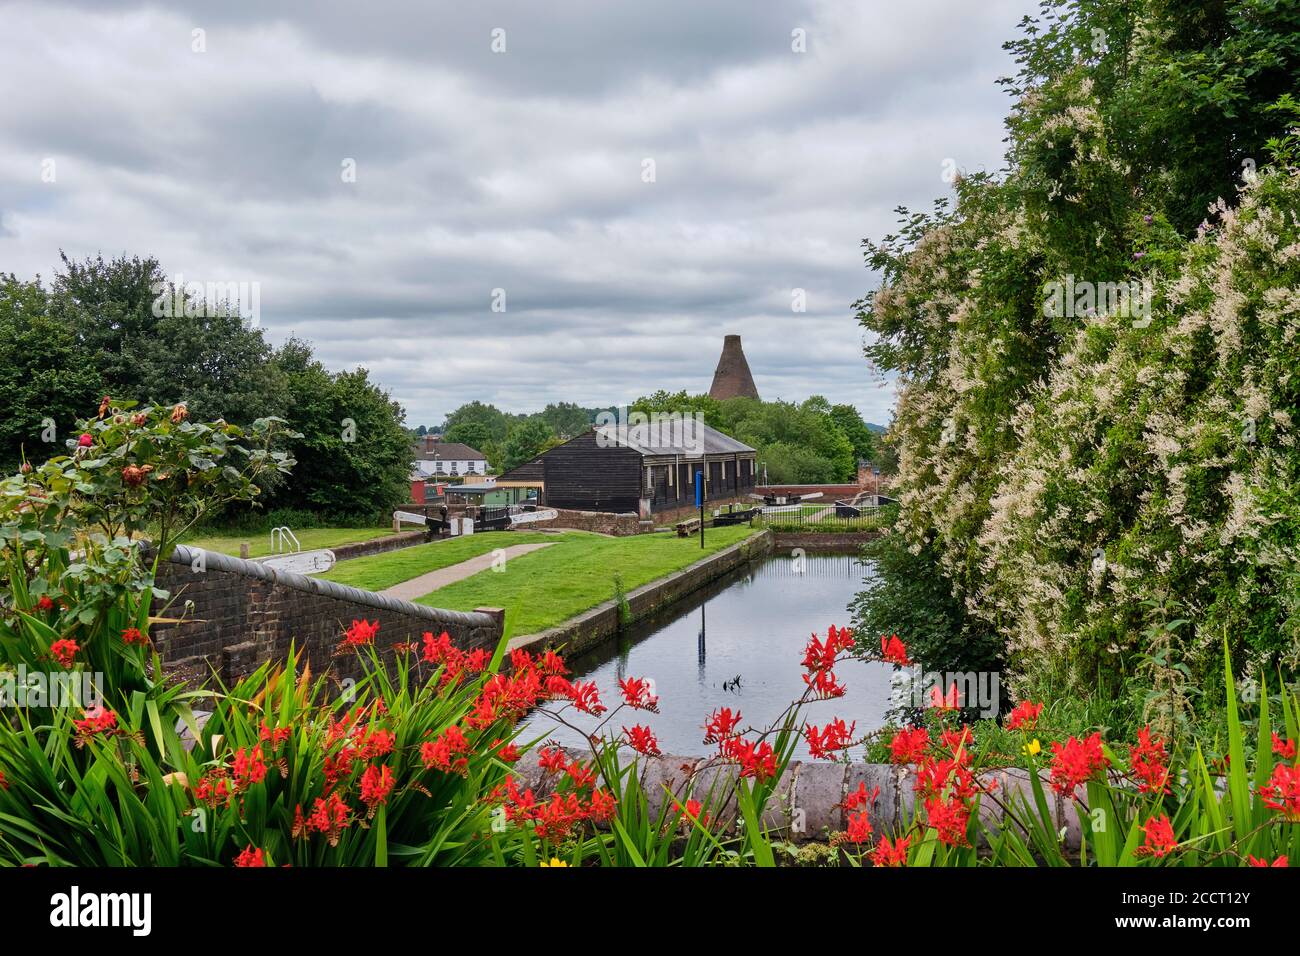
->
{"left": 443, "top": 401, "right": 510, "bottom": 445}
{"left": 536, "top": 402, "right": 594, "bottom": 440}
{"left": 264, "top": 339, "right": 411, "bottom": 521}
{"left": 501, "top": 418, "right": 556, "bottom": 471}
{"left": 0, "top": 275, "right": 104, "bottom": 469}
{"left": 830, "top": 403, "right": 877, "bottom": 464}
{"left": 50, "top": 253, "right": 289, "bottom": 426}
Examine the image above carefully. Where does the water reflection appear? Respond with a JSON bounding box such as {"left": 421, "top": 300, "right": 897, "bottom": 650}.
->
{"left": 519, "top": 551, "right": 891, "bottom": 760}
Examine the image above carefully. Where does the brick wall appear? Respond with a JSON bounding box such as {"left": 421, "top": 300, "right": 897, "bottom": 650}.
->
{"left": 150, "top": 545, "right": 503, "bottom": 687}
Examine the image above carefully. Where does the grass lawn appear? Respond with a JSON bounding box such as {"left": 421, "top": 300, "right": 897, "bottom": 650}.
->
{"left": 319, "top": 531, "right": 565, "bottom": 592}
{"left": 183, "top": 526, "right": 394, "bottom": 559}
{"left": 418, "top": 525, "right": 760, "bottom": 638}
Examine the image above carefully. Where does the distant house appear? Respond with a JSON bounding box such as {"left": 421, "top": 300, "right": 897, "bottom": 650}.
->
{"left": 498, "top": 422, "right": 757, "bottom": 518}
{"left": 412, "top": 437, "right": 488, "bottom": 478}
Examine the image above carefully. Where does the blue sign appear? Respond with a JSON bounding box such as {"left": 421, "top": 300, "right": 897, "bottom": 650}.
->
{"left": 694, "top": 470, "right": 703, "bottom": 507}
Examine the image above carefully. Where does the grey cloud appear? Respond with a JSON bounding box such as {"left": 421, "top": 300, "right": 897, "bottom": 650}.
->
{"left": 0, "top": 0, "right": 1034, "bottom": 427}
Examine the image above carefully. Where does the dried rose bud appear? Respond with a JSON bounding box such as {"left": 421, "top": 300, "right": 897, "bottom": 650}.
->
{"left": 98, "top": 396, "right": 111, "bottom": 418}
{"left": 121, "top": 465, "right": 146, "bottom": 487}
{"left": 170, "top": 403, "right": 188, "bottom": 424}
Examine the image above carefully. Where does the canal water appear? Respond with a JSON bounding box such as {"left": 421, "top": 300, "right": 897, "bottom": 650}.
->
{"left": 518, "top": 551, "right": 893, "bottom": 760}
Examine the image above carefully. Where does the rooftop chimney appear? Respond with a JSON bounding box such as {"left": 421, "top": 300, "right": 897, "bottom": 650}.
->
{"left": 708, "top": 334, "right": 760, "bottom": 401}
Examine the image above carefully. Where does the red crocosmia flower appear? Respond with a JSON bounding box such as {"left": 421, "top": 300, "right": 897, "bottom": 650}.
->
{"left": 360, "top": 764, "right": 395, "bottom": 809}
{"left": 508, "top": 648, "right": 534, "bottom": 672}
{"left": 1272, "top": 732, "right": 1297, "bottom": 762}
{"left": 880, "top": 634, "right": 911, "bottom": 666}
{"left": 1006, "top": 700, "right": 1043, "bottom": 731}
{"left": 306, "top": 793, "right": 352, "bottom": 845}
{"left": 722, "top": 738, "right": 778, "bottom": 781}
{"left": 356, "top": 727, "right": 395, "bottom": 759}
{"left": 872, "top": 835, "right": 910, "bottom": 867}
{"left": 36, "top": 595, "right": 55, "bottom": 612}
{"left": 77, "top": 433, "right": 93, "bottom": 447}
{"left": 803, "top": 667, "right": 847, "bottom": 700}
{"left": 624, "top": 724, "right": 661, "bottom": 756}
{"left": 538, "top": 747, "right": 569, "bottom": 773}
{"left": 465, "top": 648, "right": 491, "bottom": 672}
{"left": 842, "top": 782, "right": 879, "bottom": 813}
{"left": 49, "top": 638, "right": 79, "bottom": 668}
{"left": 939, "top": 725, "right": 975, "bottom": 754}
{"left": 806, "top": 718, "right": 857, "bottom": 760}
{"left": 619, "top": 676, "right": 660, "bottom": 711}
{"left": 567, "top": 680, "right": 606, "bottom": 716}
{"left": 914, "top": 756, "right": 983, "bottom": 802}
{"left": 323, "top": 747, "right": 359, "bottom": 789}
{"left": 586, "top": 788, "right": 617, "bottom": 821}
{"left": 566, "top": 760, "right": 597, "bottom": 790}
{"left": 889, "top": 727, "right": 929, "bottom": 765}
{"left": 232, "top": 746, "right": 268, "bottom": 791}
{"left": 929, "top": 682, "right": 959, "bottom": 711}
{"left": 1128, "top": 726, "right": 1171, "bottom": 795}
{"left": 493, "top": 740, "right": 521, "bottom": 763}
{"left": 534, "top": 792, "right": 585, "bottom": 840}
{"left": 1135, "top": 815, "right": 1178, "bottom": 858}
{"left": 421, "top": 725, "right": 470, "bottom": 776}
{"left": 120, "top": 626, "right": 147, "bottom": 646}
{"left": 1259, "top": 763, "right": 1300, "bottom": 821}
{"left": 703, "top": 707, "right": 742, "bottom": 745}
{"left": 844, "top": 811, "right": 873, "bottom": 844}
{"left": 539, "top": 650, "right": 568, "bottom": 676}
{"left": 259, "top": 721, "right": 292, "bottom": 748}
{"left": 1248, "top": 855, "right": 1288, "bottom": 867}
{"left": 678, "top": 798, "right": 708, "bottom": 825}
{"left": 195, "top": 773, "right": 232, "bottom": 808}
{"left": 923, "top": 796, "right": 970, "bottom": 847}
{"left": 341, "top": 618, "right": 379, "bottom": 648}
{"left": 1048, "top": 732, "right": 1110, "bottom": 797}
{"left": 545, "top": 675, "right": 575, "bottom": 699}
{"left": 0, "top": 770, "right": 8, "bottom": 791}
{"left": 234, "top": 846, "right": 266, "bottom": 867}
{"left": 422, "top": 630, "right": 455, "bottom": 665}
{"left": 802, "top": 625, "right": 855, "bottom": 672}
{"left": 73, "top": 705, "right": 119, "bottom": 739}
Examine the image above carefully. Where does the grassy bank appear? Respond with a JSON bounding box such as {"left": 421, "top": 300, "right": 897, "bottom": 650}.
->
{"left": 318, "top": 530, "right": 565, "bottom": 591}
{"left": 421, "top": 525, "right": 760, "bottom": 637}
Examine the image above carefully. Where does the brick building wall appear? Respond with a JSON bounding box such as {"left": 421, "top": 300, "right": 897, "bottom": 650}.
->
{"left": 150, "top": 545, "right": 502, "bottom": 687}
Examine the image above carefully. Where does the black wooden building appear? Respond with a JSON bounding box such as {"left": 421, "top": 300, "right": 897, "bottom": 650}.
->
{"left": 497, "top": 423, "right": 757, "bottom": 516}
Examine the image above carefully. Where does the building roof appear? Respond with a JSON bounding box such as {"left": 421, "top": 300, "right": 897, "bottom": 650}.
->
{"left": 443, "top": 482, "right": 502, "bottom": 495}
{"left": 592, "top": 421, "right": 755, "bottom": 457}
{"left": 413, "top": 440, "right": 485, "bottom": 461}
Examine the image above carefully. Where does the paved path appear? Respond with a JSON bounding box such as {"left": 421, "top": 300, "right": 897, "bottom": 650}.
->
{"left": 380, "top": 542, "right": 555, "bottom": 602}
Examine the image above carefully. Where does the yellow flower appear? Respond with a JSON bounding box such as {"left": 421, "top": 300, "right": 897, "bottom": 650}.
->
{"left": 1023, "top": 738, "right": 1042, "bottom": 756}
{"left": 540, "top": 858, "right": 569, "bottom": 867}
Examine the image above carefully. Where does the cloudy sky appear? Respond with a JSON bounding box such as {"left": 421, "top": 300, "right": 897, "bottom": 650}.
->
{"left": 0, "top": 0, "right": 1030, "bottom": 428}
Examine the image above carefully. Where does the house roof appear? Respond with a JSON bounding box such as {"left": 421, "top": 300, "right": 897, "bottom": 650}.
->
{"left": 413, "top": 441, "right": 485, "bottom": 461}
{"left": 592, "top": 421, "right": 755, "bottom": 457}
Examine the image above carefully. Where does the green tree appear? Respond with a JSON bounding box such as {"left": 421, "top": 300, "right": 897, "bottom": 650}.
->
{"left": 443, "top": 401, "right": 510, "bottom": 445}
{"left": 0, "top": 275, "right": 104, "bottom": 469}
{"left": 829, "top": 403, "right": 877, "bottom": 464}
{"left": 501, "top": 418, "right": 556, "bottom": 471}
{"left": 265, "top": 339, "right": 411, "bottom": 521}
